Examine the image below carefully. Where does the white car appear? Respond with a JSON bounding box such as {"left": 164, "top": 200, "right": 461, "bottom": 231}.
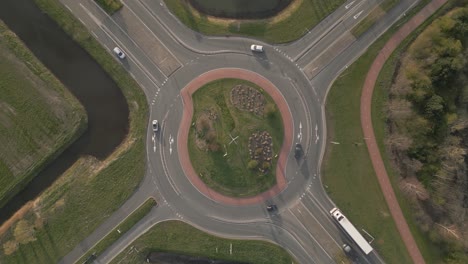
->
{"left": 152, "top": 120, "right": 159, "bottom": 132}
{"left": 250, "top": 44, "right": 264, "bottom": 52}
{"left": 113, "top": 47, "right": 126, "bottom": 59}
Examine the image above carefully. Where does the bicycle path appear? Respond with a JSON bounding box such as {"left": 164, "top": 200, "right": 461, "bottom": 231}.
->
{"left": 360, "top": 0, "right": 447, "bottom": 263}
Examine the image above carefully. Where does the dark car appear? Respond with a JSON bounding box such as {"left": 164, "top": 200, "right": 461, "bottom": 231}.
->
{"left": 294, "top": 143, "right": 303, "bottom": 158}
{"left": 266, "top": 205, "right": 277, "bottom": 212}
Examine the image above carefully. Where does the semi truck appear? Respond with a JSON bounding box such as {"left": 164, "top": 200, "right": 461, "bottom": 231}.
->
{"left": 330, "top": 207, "right": 373, "bottom": 255}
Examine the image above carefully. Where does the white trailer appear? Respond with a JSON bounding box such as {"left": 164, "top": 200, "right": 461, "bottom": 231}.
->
{"left": 330, "top": 207, "right": 373, "bottom": 255}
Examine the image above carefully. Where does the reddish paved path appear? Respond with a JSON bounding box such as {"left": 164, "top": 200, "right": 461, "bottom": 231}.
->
{"left": 178, "top": 68, "right": 293, "bottom": 205}
{"left": 361, "top": 0, "right": 447, "bottom": 263}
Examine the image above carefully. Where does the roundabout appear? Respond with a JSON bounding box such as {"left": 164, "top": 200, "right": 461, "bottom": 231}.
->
{"left": 56, "top": 0, "right": 432, "bottom": 263}
{"left": 178, "top": 68, "right": 292, "bottom": 204}
{"left": 151, "top": 53, "right": 319, "bottom": 214}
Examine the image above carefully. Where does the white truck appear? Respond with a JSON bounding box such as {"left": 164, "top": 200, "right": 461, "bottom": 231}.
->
{"left": 330, "top": 207, "right": 373, "bottom": 255}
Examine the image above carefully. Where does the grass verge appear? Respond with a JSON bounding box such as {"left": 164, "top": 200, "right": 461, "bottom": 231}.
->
{"left": 188, "top": 79, "right": 283, "bottom": 197}
{"left": 76, "top": 199, "right": 156, "bottom": 264}
{"left": 324, "top": 0, "right": 454, "bottom": 263}
{"left": 0, "top": 21, "right": 87, "bottom": 208}
{"left": 0, "top": 0, "right": 148, "bottom": 262}
{"left": 110, "top": 220, "right": 295, "bottom": 264}
{"left": 94, "top": 0, "right": 123, "bottom": 15}
{"left": 164, "top": 0, "right": 345, "bottom": 43}
{"left": 351, "top": 0, "right": 400, "bottom": 38}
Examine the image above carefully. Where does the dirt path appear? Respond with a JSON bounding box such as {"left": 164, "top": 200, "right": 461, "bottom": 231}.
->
{"left": 178, "top": 68, "right": 293, "bottom": 205}
{"left": 360, "top": 0, "right": 447, "bottom": 263}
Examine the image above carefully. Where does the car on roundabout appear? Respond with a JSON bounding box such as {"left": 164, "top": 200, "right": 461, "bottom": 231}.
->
{"left": 266, "top": 204, "right": 277, "bottom": 212}
{"left": 250, "top": 44, "right": 264, "bottom": 52}
{"left": 152, "top": 120, "right": 159, "bottom": 132}
{"left": 294, "top": 143, "right": 303, "bottom": 159}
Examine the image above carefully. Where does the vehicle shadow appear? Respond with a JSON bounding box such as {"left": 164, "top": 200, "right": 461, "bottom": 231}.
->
{"left": 251, "top": 51, "right": 270, "bottom": 70}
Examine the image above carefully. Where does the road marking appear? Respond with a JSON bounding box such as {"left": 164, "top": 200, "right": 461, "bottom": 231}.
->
{"left": 91, "top": 31, "right": 99, "bottom": 40}
{"left": 152, "top": 134, "right": 156, "bottom": 152}
{"left": 297, "top": 122, "right": 303, "bottom": 142}
{"left": 288, "top": 209, "right": 334, "bottom": 261}
{"left": 84, "top": 1, "right": 168, "bottom": 81}
{"left": 296, "top": 201, "right": 341, "bottom": 248}
{"left": 354, "top": 10, "right": 364, "bottom": 19}
{"left": 79, "top": 3, "right": 101, "bottom": 26}
{"left": 346, "top": 1, "right": 356, "bottom": 9}
{"left": 169, "top": 134, "right": 174, "bottom": 155}
{"left": 96, "top": 24, "right": 162, "bottom": 95}
{"left": 64, "top": 4, "right": 72, "bottom": 13}
{"left": 315, "top": 125, "right": 319, "bottom": 144}
{"left": 122, "top": 0, "right": 183, "bottom": 67}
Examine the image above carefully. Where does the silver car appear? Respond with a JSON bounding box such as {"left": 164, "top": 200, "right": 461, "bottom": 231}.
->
{"left": 113, "top": 47, "right": 126, "bottom": 59}
{"left": 250, "top": 44, "right": 264, "bottom": 52}
{"left": 152, "top": 120, "right": 159, "bottom": 132}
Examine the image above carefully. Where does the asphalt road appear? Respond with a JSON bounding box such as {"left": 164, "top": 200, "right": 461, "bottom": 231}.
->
{"left": 57, "top": 0, "right": 421, "bottom": 263}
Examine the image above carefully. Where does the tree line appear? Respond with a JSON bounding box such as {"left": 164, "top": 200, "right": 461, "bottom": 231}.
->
{"left": 386, "top": 5, "right": 468, "bottom": 263}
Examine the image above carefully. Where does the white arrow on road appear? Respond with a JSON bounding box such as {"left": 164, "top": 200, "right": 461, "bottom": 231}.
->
{"left": 297, "top": 122, "right": 303, "bottom": 142}
{"left": 345, "top": 1, "right": 355, "bottom": 9}
{"left": 169, "top": 134, "right": 172, "bottom": 155}
{"left": 169, "top": 134, "right": 175, "bottom": 155}
{"left": 315, "top": 125, "right": 319, "bottom": 144}
{"left": 354, "top": 10, "right": 364, "bottom": 19}
{"left": 152, "top": 134, "right": 156, "bottom": 152}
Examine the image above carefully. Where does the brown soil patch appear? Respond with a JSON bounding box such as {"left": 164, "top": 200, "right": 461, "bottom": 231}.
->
{"left": 194, "top": 108, "right": 219, "bottom": 152}
{"left": 230, "top": 84, "right": 266, "bottom": 116}
{"left": 248, "top": 131, "right": 273, "bottom": 174}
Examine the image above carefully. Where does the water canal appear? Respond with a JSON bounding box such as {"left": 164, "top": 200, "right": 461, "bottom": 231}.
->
{"left": 0, "top": 0, "right": 129, "bottom": 223}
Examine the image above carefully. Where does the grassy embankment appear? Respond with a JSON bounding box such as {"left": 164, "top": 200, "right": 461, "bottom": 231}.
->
{"left": 323, "top": 0, "right": 455, "bottom": 263}
{"left": 76, "top": 199, "right": 156, "bottom": 264}
{"left": 110, "top": 220, "right": 295, "bottom": 264}
{"left": 351, "top": 0, "right": 401, "bottom": 37}
{"left": 189, "top": 79, "right": 283, "bottom": 197}
{"left": 0, "top": 21, "right": 86, "bottom": 209}
{"left": 164, "top": 0, "right": 345, "bottom": 43}
{"left": 94, "top": 0, "right": 123, "bottom": 14}
{"left": 0, "top": 0, "right": 148, "bottom": 262}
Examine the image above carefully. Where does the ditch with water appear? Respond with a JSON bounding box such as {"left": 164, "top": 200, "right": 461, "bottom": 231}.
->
{"left": 0, "top": 0, "right": 129, "bottom": 223}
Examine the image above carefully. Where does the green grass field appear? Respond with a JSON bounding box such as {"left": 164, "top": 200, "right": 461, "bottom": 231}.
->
{"left": 110, "top": 220, "right": 295, "bottom": 264}
{"left": 76, "top": 199, "right": 156, "bottom": 264}
{"left": 164, "top": 0, "right": 345, "bottom": 43}
{"left": 189, "top": 79, "right": 283, "bottom": 197}
{"left": 323, "top": 0, "right": 449, "bottom": 263}
{"left": 0, "top": 0, "right": 148, "bottom": 262}
{"left": 94, "top": 0, "right": 123, "bottom": 14}
{"left": 0, "top": 21, "right": 86, "bottom": 209}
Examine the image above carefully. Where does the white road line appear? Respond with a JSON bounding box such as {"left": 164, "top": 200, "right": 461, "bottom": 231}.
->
{"left": 83, "top": 1, "right": 168, "bottom": 79}
{"left": 346, "top": 1, "right": 356, "bottom": 9}
{"left": 354, "top": 10, "right": 364, "bottom": 20}
{"left": 158, "top": 117, "right": 181, "bottom": 196}
{"left": 122, "top": 0, "right": 183, "bottom": 67}
{"left": 297, "top": 201, "right": 342, "bottom": 248}
{"left": 288, "top": 209, "right": 335, "bottom": 261}
{"left": 99, "top": 25, "right": 161, "bottom": 93}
